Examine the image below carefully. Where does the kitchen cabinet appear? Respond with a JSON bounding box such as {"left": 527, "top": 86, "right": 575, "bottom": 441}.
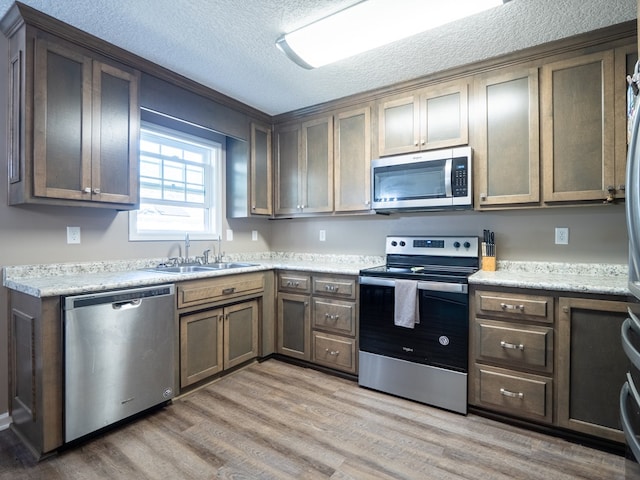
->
{"left": 177, "top": 273, "right": 264, "bottom": 388}
{"left": 9, "top": 291, "right": 63, "bottom": 458}
{"left": 277, "top": 272, "right": 312, "bottom": 359}
{"left": 540, "top": 50, "right": 615, "bottom": 203}
{"left": 250, "top": 122, "right": 273, "bottom": 215}
{"left": 474, "top": 67, "right": 540, "bottom": 207}
{"left": 377, "top": 79, "right": 468, "bottom": 156}
{"left": 334, "top": 106, "right": 372, "bottom": 213}
{"left": 311, "top": 274, "right": 358, "bottom": 374}
{"left": 180, "top": 300, "right": 259, "bottom": 388}
{"left": 470, "top": 289, "right": 554, "bottom": 423}
{"left": 277, "top": 271, "right": 359, "bottom": 373}
{"left": 556, "top": 297, "right": 629, "bottom": 443}
{"left": 275, "top": 116, "right": 333, "bottom": 215}
{"left": 6, "top": 25, "right": 140, "bottom": 208}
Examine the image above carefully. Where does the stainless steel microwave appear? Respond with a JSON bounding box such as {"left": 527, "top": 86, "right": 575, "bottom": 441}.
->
{"left": 371, "top": 146, "right": 472, "bottom": 213}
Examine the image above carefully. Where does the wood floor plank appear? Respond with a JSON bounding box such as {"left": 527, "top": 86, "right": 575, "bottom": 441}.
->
{"left": 0, "top": 359, "right": 626, "bottom": 479}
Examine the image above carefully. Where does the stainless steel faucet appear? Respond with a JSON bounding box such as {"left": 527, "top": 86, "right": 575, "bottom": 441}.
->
{"left": 184, "top": 233, "right": 190, "bottom": 263}
{"left": 215, "top": 235, "right": 224, "bottom": 262}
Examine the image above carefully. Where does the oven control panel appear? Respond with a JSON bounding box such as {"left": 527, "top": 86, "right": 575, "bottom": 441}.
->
{"left": 386, "top": 235, "right": 478, "bottom": 257}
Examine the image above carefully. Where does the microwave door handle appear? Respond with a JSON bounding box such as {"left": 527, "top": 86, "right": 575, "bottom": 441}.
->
{"left": 445, "top": 158, "right": 453, "bottom": 197}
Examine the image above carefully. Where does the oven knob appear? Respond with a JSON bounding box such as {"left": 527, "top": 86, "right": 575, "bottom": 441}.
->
{"left": 391, "top": 241, "right": 398, "bottom": 247}
{"left": 464, "top": 241, "right": 471, "bottom": 249}
{"left": 399, "top": 241, "right": 406, "bottom": 247}
{"left": 453, "top": 241, "right": 461, "bottom": 248}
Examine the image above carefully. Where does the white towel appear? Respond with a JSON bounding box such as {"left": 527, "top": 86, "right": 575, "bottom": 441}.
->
{"left": 394, "top": 279, "right": 419, "bottom": 328}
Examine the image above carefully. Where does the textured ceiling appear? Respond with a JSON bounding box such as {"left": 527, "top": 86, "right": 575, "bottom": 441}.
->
{"left": 0, "top": 0, "right": 636, "bottom": 115}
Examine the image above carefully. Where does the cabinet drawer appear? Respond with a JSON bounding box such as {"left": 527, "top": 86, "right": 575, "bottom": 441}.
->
{"left": 312, "top": 331, "right": 357, "bottom": 373}
{"left": 278, "top": 272, "right": 311, "bottom": 293}
{"left": 312, "top": 276, "right": 356, "bottom": 299}
{"left": 475, "top": 291, "right": 553, "bottom": 323}
{"left": 475, "top": 319, "right": 553, "bottom": 373}
{"left": 475, "top": 365, "right": 553, "bottom": 423}
{"left": 178, "top": 273, "right": 264, "bottom": 308}
{"left": 312, "top": 298, "right": 356, "bottom": 336}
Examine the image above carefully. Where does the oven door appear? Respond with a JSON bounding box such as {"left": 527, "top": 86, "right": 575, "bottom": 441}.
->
{"left": 359, "top": 276, "right": 469, "bottom": 372}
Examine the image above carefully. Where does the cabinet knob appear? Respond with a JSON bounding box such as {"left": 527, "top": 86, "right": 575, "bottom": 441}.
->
{"left": 93, "top": 188, "right": 101, "bottom": 195}
{"left": 480, "top": 193, "right": 487, "bottom": 201}
{"left": 563, "top": 306, "right": 569, "bottom": 313}
{"left": 414, "top": 140, "right": 419, "bottom": 146}
{"left": 83, "top": 187, "right": 92, "bottom": 194}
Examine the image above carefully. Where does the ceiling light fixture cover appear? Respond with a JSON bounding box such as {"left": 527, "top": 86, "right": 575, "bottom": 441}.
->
{"left": 277, "top": 0, "right": 507, "bottom": 69}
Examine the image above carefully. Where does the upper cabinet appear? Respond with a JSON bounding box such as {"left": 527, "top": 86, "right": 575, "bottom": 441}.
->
{"left": 474, "top": 41, "right": 636, "bottom": 210}
{"left": 334, "top": 106, "right": 372, "bottom": 213}
{"left": 540, "top": 50, "right": 615, "bottom": 203}
{"left": 275, "top": 116, "right": 334, "bottom": 216}
{"left": 378, "top": 79, "right": 469, "bottom": 156}
{"left": 6, "top": 24, "right": 140, "bottom": 209}
{"left": 250, "top": 122, "right": 273, "bottom": 216}
{"left": 474, "top": 67, "right": 540, "bottom": 207}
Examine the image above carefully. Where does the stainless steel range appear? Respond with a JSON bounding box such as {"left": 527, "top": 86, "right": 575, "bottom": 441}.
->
{"left": 358, "top": 235, "right": 479, "bottom": 414}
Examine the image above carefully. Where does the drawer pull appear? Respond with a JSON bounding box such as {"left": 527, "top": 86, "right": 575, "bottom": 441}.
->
{"left": 286, "top": 280, "right": 301, "bottom": 288}
{"left": 325, "top": 285, "right": 339, "bottom": 292}
{"left": 500, "top": 303, "right": 525, "bottom": 311}
{"left": 324, "top": 313, "right": 340, "bottom": 321}
{"left": 222, "top": 287, "right": 236, "bottom": 295}
{"left": 500, "top": 388, "right": 524, "bottom": 399}
{"left": 325, "top": 348, "right": 340, "bottom": 356}
{"left": 500, "top": 340, "right": 524, "bottom": 351}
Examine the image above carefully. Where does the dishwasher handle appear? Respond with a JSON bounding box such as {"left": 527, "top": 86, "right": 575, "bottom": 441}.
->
{"left": 112, "top": 299, "right": 142, "bottom": 310}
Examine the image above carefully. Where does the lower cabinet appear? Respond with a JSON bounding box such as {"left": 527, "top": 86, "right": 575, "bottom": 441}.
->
{"left": 277, "top": 271, "right": 358, "bottom": 373}
{"left": 180, "top": 300, "right": 258, "bottom": 388}
{"left": 470, "top": 286, "right": 631, "bottom": 444}
{"left": 177, "top": 273, "right": 264, "bottom": 389}
{"left": 556, "top": 297, "right": 629, "bottom": 443}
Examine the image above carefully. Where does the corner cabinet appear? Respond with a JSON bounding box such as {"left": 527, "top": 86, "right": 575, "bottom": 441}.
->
{"left": 378, "top": 79, "right": 469, "bottom": 156}
{"left": 6, "top": 25, "right": 140, "bottom": 209}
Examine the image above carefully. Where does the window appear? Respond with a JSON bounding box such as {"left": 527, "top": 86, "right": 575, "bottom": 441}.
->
{"left": 129, "top": 123, "right": 223, "bottom": 241}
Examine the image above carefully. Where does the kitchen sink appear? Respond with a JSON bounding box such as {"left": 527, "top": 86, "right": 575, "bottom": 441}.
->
{"left": 144, "top": 262, "right": 256, "bottom": 274}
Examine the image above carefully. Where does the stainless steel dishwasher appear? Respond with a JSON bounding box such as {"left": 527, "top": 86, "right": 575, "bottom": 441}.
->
{"left": 63, "top": 284, "right": 176, "bottom": 443}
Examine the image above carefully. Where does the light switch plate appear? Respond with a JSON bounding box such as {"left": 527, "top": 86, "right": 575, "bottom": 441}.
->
{"left": 251, "top": 230, "right": 258, "bottom": 241}
{"left": 319, "top": 230, "right": 326, "bottom": 242}
{"left": 226, "top": 229, "right": 233, "bottom": 241}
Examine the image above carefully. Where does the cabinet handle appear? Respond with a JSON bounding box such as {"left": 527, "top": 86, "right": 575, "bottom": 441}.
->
{"left": 325, "top": 285, "right": 338, "bottom": 292}
{"left": 93, "top": 188, "right": 101, "bottom": 194}
{"left": 286, "top": 280, "right": 301, "bottom": 288}
{"left": 83, "top": 187, "right": 92, "bottom": 194}
{"left": 325, "top": 348, "right": 340, "bottom": 356}
{"left": 324, "top": 313, "right": 340, "bottom": 321}
{"left": 500, "top": 340, "right": 524, "bottom": 351}
{"left": 500, "top": 388, "right": 524, "bottom": 399}
{"left": 500, "top": 303, "right": 524, "bottom": 311}
{"left": 222, "top": 287, "right": 236, "bottom": 295}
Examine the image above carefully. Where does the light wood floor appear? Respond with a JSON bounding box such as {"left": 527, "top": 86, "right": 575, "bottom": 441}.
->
{"left": 0, "top": 359, "right": 626, "bottom": 479}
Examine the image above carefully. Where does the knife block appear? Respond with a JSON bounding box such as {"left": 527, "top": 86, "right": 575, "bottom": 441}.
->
{"left": 481, "top": 255, "right": 496, "bottom": 271}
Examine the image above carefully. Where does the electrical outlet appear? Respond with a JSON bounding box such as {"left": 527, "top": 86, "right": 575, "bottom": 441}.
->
{"left": 319, "top": 230, "right": 326, "bottom": 242}
{"left": 67, "top": 226, "right": 81, "bottom": 244}
{"left": 226, "top": 229, "right": 233, "bottom": 241}
{"left": 251, "top": 230, "right": 258, "bottom": 241}
{"left": 555, "top": 227, "right": 569, "bottom": 245}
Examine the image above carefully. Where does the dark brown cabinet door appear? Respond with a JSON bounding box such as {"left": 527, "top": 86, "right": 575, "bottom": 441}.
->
{"left": 32, "top": 34, "right": 139, "bottom": 205}
{"left": 250, "top": 122, "right": 272, "bottom": 215}
{"left": 277, "top": 292, "right": 310, "bottom": 360}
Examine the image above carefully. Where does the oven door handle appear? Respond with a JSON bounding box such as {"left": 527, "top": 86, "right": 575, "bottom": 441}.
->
{"left": 359, "top": 276, "right": 467, "bottom": 294}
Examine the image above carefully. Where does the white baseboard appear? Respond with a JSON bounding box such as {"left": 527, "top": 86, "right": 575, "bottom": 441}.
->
{"left": 0, "top": 413, "right": 11, "bottom": 431}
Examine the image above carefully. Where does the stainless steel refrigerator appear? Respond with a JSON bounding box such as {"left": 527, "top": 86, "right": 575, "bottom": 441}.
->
{"left": 621, "top": 61, "right": 640, "bottom": 480}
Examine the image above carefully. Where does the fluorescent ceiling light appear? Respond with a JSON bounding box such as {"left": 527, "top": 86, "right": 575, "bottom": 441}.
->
{"left": 277, "top": 0, "right": 508, "bottom": 69}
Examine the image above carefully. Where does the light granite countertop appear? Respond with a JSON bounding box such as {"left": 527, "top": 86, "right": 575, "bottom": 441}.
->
{"left": 469, "top": 260, "right": 630, "bottom": 296}
{"left": 3, "top": 255, "right": 630, "bottom": 298}
{"left": 2, "top": 253, "right": 385, "bottom": 298}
